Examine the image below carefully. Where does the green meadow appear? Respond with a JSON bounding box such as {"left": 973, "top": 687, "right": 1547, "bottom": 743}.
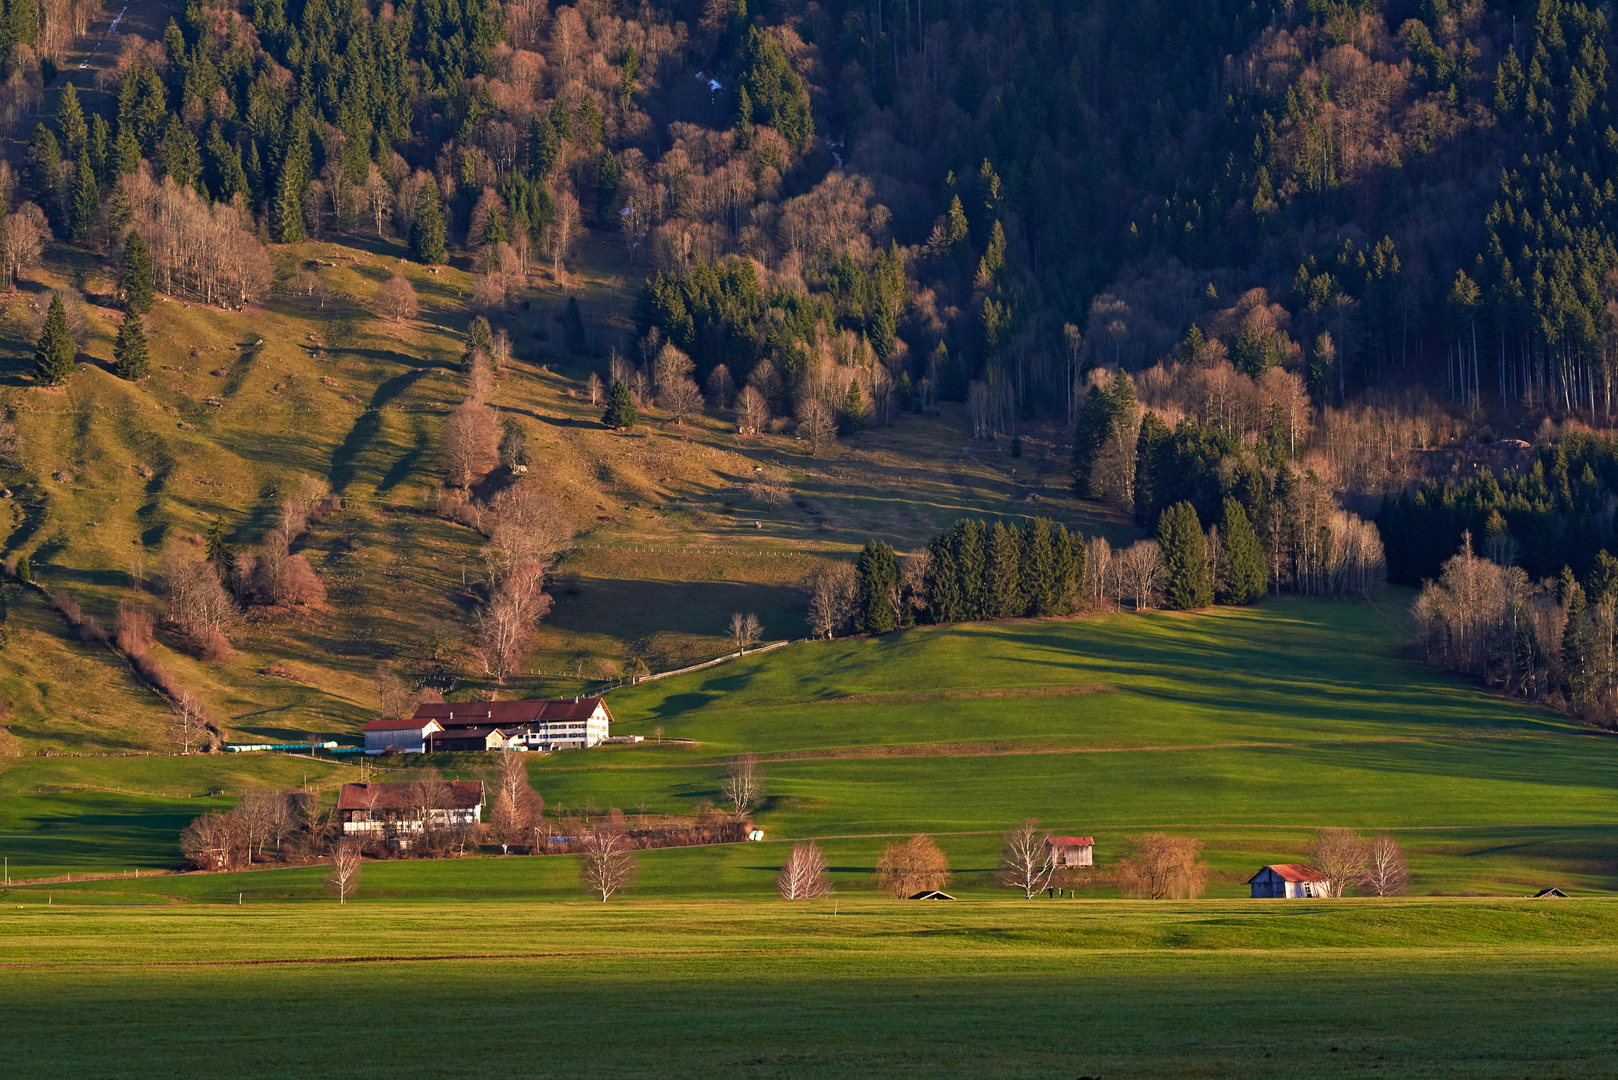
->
{"left": 2, "top": 900, "right": 1616, "bottom": 1079}
{"left": 3, "top": 597, "right": 1618, "bottom": 895}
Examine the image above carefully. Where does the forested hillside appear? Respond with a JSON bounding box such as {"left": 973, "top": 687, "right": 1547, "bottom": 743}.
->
{"left": 5, "top": 0, "right": 1618, "bottom": 748}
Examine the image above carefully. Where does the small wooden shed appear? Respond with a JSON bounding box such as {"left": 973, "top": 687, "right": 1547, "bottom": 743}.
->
{"left": 1046, "top": 836, "right": 1094, "bottom": 868}
{"left": 908, "top": 890, "right": 955, "bottom": 900}
{"left": 1532, "top": 887, "right": 1568, "bottom": 898}
{"left": 1249, "top": 864, "right": 1330, "bottom": 898}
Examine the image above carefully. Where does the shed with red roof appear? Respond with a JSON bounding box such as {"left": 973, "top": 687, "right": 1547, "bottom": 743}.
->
{"left": 1046, "top": 836, "right": 1095, "bottom": 868}
{"left": 1249, "top": 864, "right": 1330, "bottom": 899}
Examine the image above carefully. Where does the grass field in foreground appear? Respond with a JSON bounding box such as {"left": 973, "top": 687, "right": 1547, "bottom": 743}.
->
{"left": 3, "top": 900, "right": 1616, "bottom": 1079}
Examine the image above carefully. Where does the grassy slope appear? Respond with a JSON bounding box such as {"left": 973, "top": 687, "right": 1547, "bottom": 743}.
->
{"left": 0, "top": 231, "right": 1129, "bottom": 757}
{"left": 5, "top": 597, "right": 1615, "bottom": 892}
{"left": 3, "top": 900, "right": 1616, "bottom": 1079}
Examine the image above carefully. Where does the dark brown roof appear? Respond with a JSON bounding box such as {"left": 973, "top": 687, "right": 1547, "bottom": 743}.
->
{"left": 1251, "top": 863, "right": 1328, "bottom": 883}
{"left": 430, "top": 727, "right": 502, "bottom": 740}
{"left": 1047, "top": 836, "right": 1094, "bottom": 847}
{"left": 337, "top": 780, "right": 485, "bottom": 812}
{"left": 411, "top": 698, "right": 608, "bottom": 729}
{"left": 363, "top": 717, "right": 444, "bottom": 732}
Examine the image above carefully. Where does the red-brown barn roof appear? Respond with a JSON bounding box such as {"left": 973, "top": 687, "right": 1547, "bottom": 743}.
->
{"left": 337, "top": 780, "right": 485, "bottom": 812}
{"left": 1047, "top": 836, "right": 1094, "bottom": 847}
{"left": 410, "top": 698, "right": 608, "bottom": 728}
{"left": 1252, "top": 863, "right": 1328, "bottom": 883}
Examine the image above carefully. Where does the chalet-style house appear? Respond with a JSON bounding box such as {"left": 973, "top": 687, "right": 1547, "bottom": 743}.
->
{"left": 362, "top": 716, "right": 444, "bottom": 755}
{"left": 1046, "top": 836, "right": 1095, "bottom": 868}
{"left": 361, "top": 698, "right": 615, "bottom": 754}
{"left": 338, "top": 781, "right": 485, "bottom": 836}
{"left": 1249, "top": 864, "right": 1330, "bottom": 898}
{"left": 408, "top": 697, "right": 614, "bottom": 752}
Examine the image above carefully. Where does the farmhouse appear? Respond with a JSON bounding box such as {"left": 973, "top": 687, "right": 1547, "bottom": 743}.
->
{"left": 338, "top": 781, "right": 485, "bottom": 836}
{"left": 1046, "top": 836, "right": 1094, "bottom": 868}
{"left": 410, "top": 698, "right": 613, "bottom": 751}
{"left": 362, "top": 716, "right": 444, "bottom": 755}
{"left": 1249, "top": 864, "right": 1330, "bottom": 898}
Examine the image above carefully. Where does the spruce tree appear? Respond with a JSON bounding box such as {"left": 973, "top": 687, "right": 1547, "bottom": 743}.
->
{"left": 1018, "top": 517, "right": 1055, "bottom": 616}
{"left": 112, "top": 122, "right": 141, "bottom": 176}
{"left": 1158, "top": 501, "right": 1211, "bottom": 610}
{"left": 411, "top": 180, "right": 447, "bottom": 264}
{"left": 120, "top": 231, "right": 155, "bottom": 313}
{"left": 33, "top": 294, "right": 77, "bottom": 385}
{"left": 70, "top": 155, "right": 98, "bottom": 240}
{"left": 601, "top": 378, "right": 638, "bottom": 430}
{"left": 1588, "top": 550, "right": 1618, "bottom": 602}
{"left": 1218, "top": 497, "right": 1267, "bottom": 605}
{"left": 87, "top": 113, "right": 110, "bottom": 184}
{"left": 1053, "top": 524, "right": 1084, "bottom": 614}
{"left": 927, "top": 533, "right": 961, "bottom": 624}
{"left": 462, "top": 315, "right": 495, "bottom": 370}
{"left": 856, "top": 540, "right": 898, "bottom": 634}
{"left": 112, "top": 309, "right": 150, "bottom": 380}
{"left": 528, "top": 113, "right": 560, "bottom": 177}
{"left": 987, "top": 520, "right": 1023, "bottom": 618}
{"left": 1132, "top": 411, "right": 1171, "bottom": 528}
{"left": 1562, "top": 567, "right": 1590, "bottom": 699}
{"left": 838, "top": 377, "right": 866, "bottom": 435}
{"left": 955, "top": 519, "right": 988, "bottom": 620}
{"left": 56, "top": 82, "right": 87, "bottom": 160}
{"left": 1071, "top": 383, "right": 1109, "bottom": 498}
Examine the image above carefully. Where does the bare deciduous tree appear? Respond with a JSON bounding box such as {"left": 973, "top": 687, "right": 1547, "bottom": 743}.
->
{"left": 873, "top": 835, "right": 950, "bottom": 898}
{"left": 444, "top": 399, "right": 499, "bottom": 488}
{"left": 1118, "top": 540, "right": 1163, "bottom": 611}
{"left": 796, "top": 396, "right": 836, "bottom": 455}
{"left": 996, "top": 818, "right": 1057, "bottom": 898}
{"left": 720, "top": 752, "right": 764, "bottom": 820}
{"left": 1361, "top": 833, "right": 1411, "bottom": 897}
{"left": 580, "top": 823, "right": 638, "bottom": 901}
{"left": 728, "top": 612, "right": 763, "bottom": 653}
{"left": 376, "top": 274, "right": 418, "bottom": 322}
{"left": 489, "top": 751, "right": 537, "bottom": 854}
{"left": 806, "top": 562, "right": 859, "bottom": 639}
{"left": 662, "top": 377, "right": 704, "bottom": 425}
{"left": 777, "top": 840, "right": 831, "bottom": 899}
{"left": 736, "top": 385, "right": 769, "bottom": 434}
{"left": 170, "top": 691, "right": 209, "bottom": 754}
{"left": 1114, "top": 833, "right": 1210, "bottom": 899}
{"left": 707, "top": 364, "right": 735, "bottom": 410}
{"left": 326, "top": 840, "right": 363, "bottom": 902}
{"left": 586, "top": 371, "right": 604, "bottom": 406}
{"left": 749, "top": 473, "right": 788, "bottom": 513}
{"left": 1306, "top": 827, "right": 1371, "bottom": 898}
{"left": 546, "top": 191, "right": 585, "bottom": 283}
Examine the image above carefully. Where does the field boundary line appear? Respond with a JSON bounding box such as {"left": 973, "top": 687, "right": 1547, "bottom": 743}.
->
{"left": 536, "top": 731, "right": 1565, "bottom": 771}
{"left": 0, "top": 948, "right": 790, "bottom": 970}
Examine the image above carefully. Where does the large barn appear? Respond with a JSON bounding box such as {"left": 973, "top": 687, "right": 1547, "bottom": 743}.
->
{"left": 409, "top": 698, "right": 613, "bottom": 751}
{"left": 361, "top": 716, "right": 444, "bottom": 755}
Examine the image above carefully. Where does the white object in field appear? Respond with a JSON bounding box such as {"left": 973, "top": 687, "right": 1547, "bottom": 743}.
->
{"left": 748, "top": 829, "right": 764, "bottom": 842}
